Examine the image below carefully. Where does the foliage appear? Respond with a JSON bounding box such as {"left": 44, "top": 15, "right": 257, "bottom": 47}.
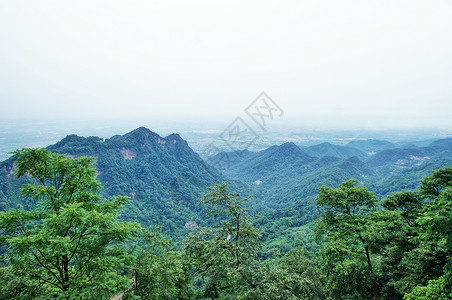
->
{"left": 315, "top": 180, "right": 384, "bottom": 299}
{"left": 314, "top": 167, "right": 452, "bottom": 299}
{"left": 130, "top": 227, "right": 194, "bottom": 300}
{"left": 404, "top": 274, "right": 452, "bottom": 300}
{"left": 184, "top": 183, "right": 263, "bottom": 299}
{"left": 278, "top": 247, "right": 325, "bottom": 299}
{"left": 404, "top": 186, "right": 452, "bottom": 298}
{"left": 0, "top": 148, "right": 140, "bottom": 299}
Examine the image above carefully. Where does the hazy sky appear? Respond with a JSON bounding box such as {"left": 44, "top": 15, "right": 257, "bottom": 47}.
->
{"left": 1, "top": 1, "right": 451, "bottom": 128}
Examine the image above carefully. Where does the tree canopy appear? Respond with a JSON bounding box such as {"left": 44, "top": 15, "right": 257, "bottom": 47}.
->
{"left": 0, "top": 148, "right": 140, "bottom": 299}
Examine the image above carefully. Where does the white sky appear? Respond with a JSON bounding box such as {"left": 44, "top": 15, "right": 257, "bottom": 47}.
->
{"left": 0, "top": 0, "right": 451, "bottom": 128}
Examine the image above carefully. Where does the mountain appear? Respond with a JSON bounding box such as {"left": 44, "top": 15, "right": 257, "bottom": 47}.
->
{"left": 219, "top": 137, "right": 452, "bottom": 210}
{"left": 223, "top": 142, "right": 317, "bottom": 184}
{"left": 219, "top": 142, "right": 375, "bottom": 210}
{"left": 367, "top": 159, "right": 452, "bottom": 197}
{"left": 429, "top": 137, "right": 452, "bottom": 147}
{"left": 0, "top": 127, "right": 225, "bottom": 238}
{"left": 303, "top": 142, "right": 369, "bottom": 160}
{"left": 366, "top": 141, "right": 452, "bottom": 169}
{"left": 347, "top": 139, "right": 396, "bottom": 153}
{"left": 47, "top": 127, "right": 218, "bottom": 196}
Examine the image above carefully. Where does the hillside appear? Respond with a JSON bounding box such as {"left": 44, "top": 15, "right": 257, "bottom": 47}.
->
{"left": 219, "top": 138, "right": 452, "bottom": 212}
{"left": 366, "top": 139, "right": 452, "bottom": 168}
{"left": 303, "top": 142, "right": 369, "bottom": 160}
{"left": 347, "top": 138, "right": 396, "bottom": 153}
{"left": 0, "top": 127, "right": 226, "bottom": 237}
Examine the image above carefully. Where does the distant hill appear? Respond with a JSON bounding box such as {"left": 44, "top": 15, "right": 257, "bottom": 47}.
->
{"left": 303, "top": 142, "right": 369, "bottom": 160}
{"left": 219, "top": 142, "right": 376, "bottom": 210}
{"left": 429, "top": 137, "right": 452, "bottom": 147}
{"left": 366, "top": 141, "right": 452, "bottom": 168}
{"left": 223, "top": 142, "right": 316, "bottom": 184}
{"left": 219, "top": 137, "right": 451, "bottom": 209}
{"left": 346, "top": 139, "right": 396, "bottom": 153}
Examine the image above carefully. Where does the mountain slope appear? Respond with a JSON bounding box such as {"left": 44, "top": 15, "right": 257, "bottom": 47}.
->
{"left": 0, "top": 127, "right": 225, "bottom": 237}
{"left": 429, "top": 137, "right": 452, "bottom": 147}
{"left": 347, "top": 139, "right": 396, "bottom": 153}
{"left": 303, "top": 142, "right": 369, "bottom": 160}
{"left": 224, "top": 142, "right": 317, "bottom": 184}
{"left": 366, "top": 141, "right": 452, "bottom": 168}
{"left": 219, "top": 142, "right": 375, "bottom": 210}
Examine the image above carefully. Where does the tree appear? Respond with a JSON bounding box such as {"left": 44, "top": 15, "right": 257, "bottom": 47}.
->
{"left": 315, "top": 179, "right": 382, "bottom": 299}
{"left": 419, "top": 166, "right": 452, "bottom": 199}
{"left": 377, "top": 191, "right": 424, "bottom": 297}
{"left": 381, "top": 167, "right": 452, "bottom": 297}
{"left": 277, "top": 247, "right": 325, "bottom": 299}
{"left": 404, "top": 187, "right": 452, "bottom": 299}
{"left": 0, "top": 148, "right": 140, "bottom": 299}
{"left": 184, "top": 183, "right": 262, "bottom": 299}
{"left": 382, "top": 190, "right": 423, "bottom": 226}
{"left": 130, "top": 227, "right": 194, "bottom": 300}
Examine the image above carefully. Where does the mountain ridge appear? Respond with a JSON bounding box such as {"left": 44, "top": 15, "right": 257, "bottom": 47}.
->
{"left": 1, "top": 127, "right": 224, "bottom": 238}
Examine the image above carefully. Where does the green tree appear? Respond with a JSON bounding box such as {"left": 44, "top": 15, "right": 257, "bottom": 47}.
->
{"left": 315, "top": 179, "right": 382, "bottom": 299}
{"left": 184, "top": 183, "right": 262, "bottom": 299}
{"left": 419, "top": 166, "right": 452, "bottom": 199}
{"left": 130, "top": 227, "right": 194, "bottom": 300}
{"left": 0, "top": 148, "right": 140, "bottom": 299}
{"left": 404, "top": 187, "right": 452, "bottom": 299}
{"left": 381, "top": 167, "right": 452, "bottom": 297}
{"left": 376, "top": 191, "right": 422, "bottom": 298}
{"left": 277, "top": 247, "right": 325, "bottom": 299}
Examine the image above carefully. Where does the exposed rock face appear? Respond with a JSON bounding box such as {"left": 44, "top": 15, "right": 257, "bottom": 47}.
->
{"left": 120, "top": 148, "right": 137, "bottom": 160}
{"left": 184, "top": 221, "right": 198, "bottom": 229}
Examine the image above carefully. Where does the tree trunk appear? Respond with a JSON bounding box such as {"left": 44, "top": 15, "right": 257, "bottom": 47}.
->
{"left": 63, "top": 255, "right": 69, "bottom": 292}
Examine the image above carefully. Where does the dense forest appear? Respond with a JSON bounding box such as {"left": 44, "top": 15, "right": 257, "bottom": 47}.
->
{"left": 0, "top": 128, "right": 451, "bottom": 299}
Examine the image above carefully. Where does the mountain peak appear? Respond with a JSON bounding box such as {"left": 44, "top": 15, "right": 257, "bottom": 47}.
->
{"left": 129, "top": 126, "right": 159, "bottom": 137}
{"left": 47, "top": 134, "right": 103, "bottom": 152}
{"left": 279, "top": 142, "right": 299, "bottom": 150}
{"left": 273, "top": 142, "right": 306, "bottom": 157}
{"left": 347, "top": 139, "right": 395, "bottom": 153}
{"left": 118, "top": 127, "right": 161, "bottom": 144}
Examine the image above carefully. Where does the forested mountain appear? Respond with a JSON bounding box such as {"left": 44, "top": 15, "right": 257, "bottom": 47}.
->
{"left": 303, "top": 142, "right": 369, "bottom": 160}
{"left": 223, "top": 138, "right": 452, "bottom": 199}
{"left": 0, "top": 127, "right": 227, "bottom": 237}
{"left": 366, "top": 138, "right": 452, "bottom": 168}
{"left": 347, "top": 138, "right": 396, "bottom": 153}
{"left": 223, "top": 142, "right": 316, "bottom": 185}
{"left": 430, "top": 137, "right": 452, "bottom": 147}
